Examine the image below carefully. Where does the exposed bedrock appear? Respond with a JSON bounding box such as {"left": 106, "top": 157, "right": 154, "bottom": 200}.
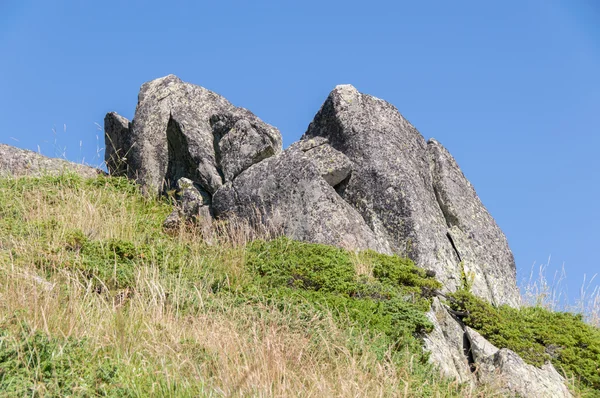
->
{"left": 212, "top": 141, "right": 391, "bottom": 253}
{"left": 303, "top": 85, "right": 462, "bottom": 293}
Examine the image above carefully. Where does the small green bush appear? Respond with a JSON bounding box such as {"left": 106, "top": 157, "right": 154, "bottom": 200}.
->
{"left": 244, "top": 238, "right": 440, "bottom": 355}
{"left": 449, "top": 289, "right": 600, "bottom": 395}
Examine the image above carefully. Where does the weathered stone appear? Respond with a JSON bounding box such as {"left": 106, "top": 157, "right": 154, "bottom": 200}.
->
{"left": 428, "top": 139, "right": 520, "bottom": 307}
{"left": 423, "top": 298, "right": 474, "bottom": 385}
{"left": 303, "top": 84, "right": 461, "bottom": 291}
{"left": 0, "top": 143, "right": 103, "bottom": 178}
{"left": 109, "top": 75, "right": 281, "bottom": 196}
{"left": 210, "top": 111, "right": 281, "bottom": 183}
{"left": 212, "top": 147, "right": 391, "bottom": 253}
{"left": 466, "top": 327, "right": 572, "bottom": 397}
{"left": 289, "top": 137, "right": 352, "bottom": 187}
{"left": 163, "top": 177, "right": 212, "bottom": 229}
{"left": 104, "top": 112, "right": 131, "bottom": 177}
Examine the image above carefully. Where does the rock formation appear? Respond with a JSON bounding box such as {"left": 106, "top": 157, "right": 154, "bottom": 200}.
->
{"left": 103, "top": 75, "right": 564, "bottom": 397}
{"left": 0, "top": 143, "right": 103, "bottom": 178}
{"left": 104, "top": 75, "right": 281, "bottom": 198}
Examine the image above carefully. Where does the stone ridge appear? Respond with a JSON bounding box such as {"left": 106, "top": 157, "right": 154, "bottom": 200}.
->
{"left": 0, "top": 143, "right": 104, "bottom": 178}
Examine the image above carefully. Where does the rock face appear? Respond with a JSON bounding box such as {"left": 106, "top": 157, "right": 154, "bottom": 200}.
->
{"left": 105, "top": 76, "right": 558, "bottom": 397}
{"left": 0, "top": 144, "right": 103, "bottom": 178}
{"left": 303, "top": 85, "right": 462, "bottom": 292}
{"left": 108, "top": 74, "right": 282, "bottom": 196}
{"left": 428, "top": 139, "right": 520, "bottom": 307}
{"left": 212, "top": 143, "right": 390, "bottom": 252}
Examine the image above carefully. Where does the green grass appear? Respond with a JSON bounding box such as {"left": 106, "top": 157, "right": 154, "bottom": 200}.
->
{"left": 0, "top": 173, "right": 487, "bottom": 397}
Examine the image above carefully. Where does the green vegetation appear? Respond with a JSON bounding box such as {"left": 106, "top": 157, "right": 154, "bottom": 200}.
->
{"left": 244, "top": 238, "right": 441, "bottom": 358}
{"left": 0, "top": 174, "right": 484, "bottom": 397}
{"left": 449, "top": 289, "right": 600, "bottom": 397}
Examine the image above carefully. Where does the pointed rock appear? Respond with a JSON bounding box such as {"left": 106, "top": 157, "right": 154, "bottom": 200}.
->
{"left": 104, "top": 112, "right": 131, "bottom": 176}
{"left": 304, "top": 84, "right": 461, "bottom": 291}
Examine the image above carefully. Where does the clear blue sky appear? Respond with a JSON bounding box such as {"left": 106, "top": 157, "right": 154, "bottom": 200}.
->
{"left": 1, "top": 1, "right": 598, "bottom": 303}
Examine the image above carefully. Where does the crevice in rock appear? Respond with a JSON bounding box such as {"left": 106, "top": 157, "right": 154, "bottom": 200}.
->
{"left": 166, "top": 114, "right": 202, "bottom": 192}
{"left": 446, "top": 231, "right": 462, "bottom": 263}
{"left": 432, "top": 184, "right": 460, "bottom": 229}
{"left": 209, "top": 114, "right": 227, "bottom": 182}
{"left": 333, "top": 173, "right": 351, "bottom": 196}
{"left": 462, "top": 328, "right": 477, "bottom": 373}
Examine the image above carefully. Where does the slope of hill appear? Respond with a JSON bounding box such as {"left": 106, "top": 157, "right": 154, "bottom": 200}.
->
{"left": 1, "top": 173, "right": 598, "bottom": 397}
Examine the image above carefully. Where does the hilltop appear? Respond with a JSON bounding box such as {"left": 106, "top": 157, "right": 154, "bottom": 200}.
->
{"left": 0, "top": 76, "right": 598, "bottom": 397}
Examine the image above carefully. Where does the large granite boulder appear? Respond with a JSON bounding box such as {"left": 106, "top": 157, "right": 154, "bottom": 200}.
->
{"left": 105, "top": 75, "right": 281, "bottom": 196}
{"left": 0, "top": 143, "right": 103, "bottom": 178}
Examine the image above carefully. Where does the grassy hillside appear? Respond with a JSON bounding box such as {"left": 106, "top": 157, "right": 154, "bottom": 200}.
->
{"left": 0, "top": 174, "right": 598, "bottom": 397}
{"left": 0, "top": 174, "right": 494, "bottom": 397}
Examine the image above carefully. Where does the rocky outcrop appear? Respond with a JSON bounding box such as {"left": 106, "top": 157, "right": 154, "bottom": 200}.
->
{"left": 303, "top": 85, "right": 462, "bottom": 293}
{"left": 104, "top": 76, "right": 561, "bottom": 397}
{"left": 108, "top": 74, "right": 281, "bottom": 196}
{"left": 0, "top": 143, "right": 103, "bottom": 178}
{"left": 104, "top": 112, "right": 131, "bottom": 177}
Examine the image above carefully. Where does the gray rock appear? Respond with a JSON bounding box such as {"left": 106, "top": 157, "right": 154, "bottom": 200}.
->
{"left": 289, "top": 137, "right": 352, "bottom": 187}
{"left": 104, "top": 112, "right": 131, "bottom": 177}
{"left": 210, "top": 111, "right": 281, "bottom": 183}
{"left": 109, "top": 75, "right": 281, "bottom": 195}
{"left": 163, "top": 177, "right": 212, "bottom": 229}
{"left": 423, "top": 298, "right": 474, "bottom": 385}
{"left": 0, "top": 143, "right": 103, "bottom": 178}
{"left": 303, "top": 84, "right": 461, "bottom": 291}
{"left": 212, "top": 147, "right": 390, "bottom": 253}
{"left": 428, "top": 139, "right": 520, "bottom": 307}
{"left": 466, "top": 327, "right": 572, "bottom": 398}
